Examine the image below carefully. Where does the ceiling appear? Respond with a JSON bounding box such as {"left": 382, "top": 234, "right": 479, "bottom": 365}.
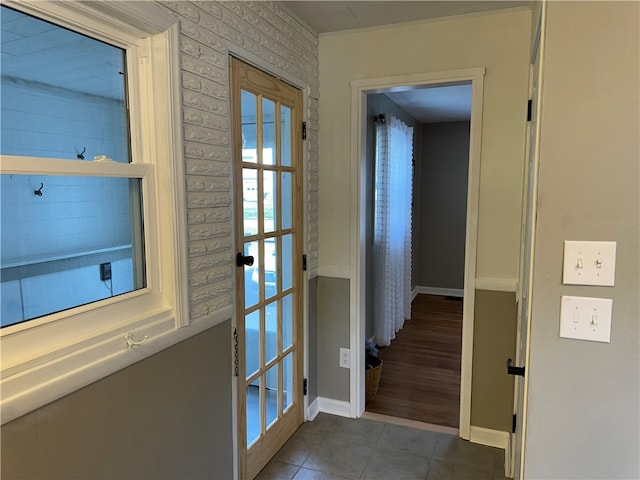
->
{"left": 282, "top": 1, "right": 531, "bottom": 34}
{"left": 385, "top": 84, "right": 472, "bottom": 123}
{"left": 283, "top": 1, "right": 532, "bottom": 123}
{"left": 1, "top": 5, "right": 126, "bottom": 101}
{"left": 2, "top": 2, "right": 532, "bottom": 123}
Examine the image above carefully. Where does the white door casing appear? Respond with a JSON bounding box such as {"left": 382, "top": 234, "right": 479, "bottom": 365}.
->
{"left": 349, "top": 68, "right": 485, "bottom": 440}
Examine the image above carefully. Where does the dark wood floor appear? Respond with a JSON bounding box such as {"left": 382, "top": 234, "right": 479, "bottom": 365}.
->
{"left": 366, "top": 294, "right": 463, "bottom": 428}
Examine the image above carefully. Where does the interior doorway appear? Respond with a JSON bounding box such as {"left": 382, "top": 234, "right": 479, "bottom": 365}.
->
{"left": 364, "top": 85, "right": 472, "bottom": 430}
{"left": 348, "top": 69, "right": 486, "bottom": 441}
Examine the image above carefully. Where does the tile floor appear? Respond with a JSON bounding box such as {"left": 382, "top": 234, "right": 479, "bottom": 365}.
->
{"left": 256, "top": 414, "right": 507, "bottom": 480}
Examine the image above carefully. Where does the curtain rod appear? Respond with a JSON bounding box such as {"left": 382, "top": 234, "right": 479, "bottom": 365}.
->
{"left": 373, "top": 114, "right": 386, "bottom": 123}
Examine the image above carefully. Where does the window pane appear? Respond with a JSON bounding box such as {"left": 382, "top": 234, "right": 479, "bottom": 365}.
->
{"left": 282, "top": 172, "right": 293, "bottom": 230}
{"left": 241, "top": 90, "right": 257, "bottom": 164}
{"left": 265, "top": 300, "right": 278, "bottom": 364}
{"left": 281, "top": 105, "right": 292, "bottom": 167}
{"left": 283, "top": 352, "right": 294, "bottom": 412}
{"left": 264, "top": 238, "right": 278, "bottom": 300}
{"left": 245, "top": 309, "right": 260, "bottom": 379}
{"left": 265, "top": 364, "right": 278, "bottom": 430}
{"left": 0, "top": 6, "right": 130, "bottom": 163}
{"left": 242, "top": 168, "right": 258, "bottom": 237}
{"left": 263, "top": 170, "right": 277, "bottom": 234}
{"left": 262, "top": 98, "right": 276, "bottom": 165}
{"left": 246, "top": 378, "right": 261, "bottom": 447}
{"left": 0, "top": 174, "right": 145, "bottom": 327}
{"left": 283, "top": 294, "right": 293, "bottom": 351}
{"left": 282, "top": 234, "right": 293, "bottom": 292}
{"left": 244, "top": 241, "right": 258, "bottom": 309}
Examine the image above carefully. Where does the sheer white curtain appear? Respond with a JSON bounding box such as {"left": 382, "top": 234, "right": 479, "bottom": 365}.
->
{"left": 373, "top": 115, "right": 413, "bottom": 346}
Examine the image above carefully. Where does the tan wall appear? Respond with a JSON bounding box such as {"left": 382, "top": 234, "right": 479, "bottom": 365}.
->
{"left": 471, "top": 290, "right": 517, "bottom": 431}
{"left": 318, "top": 8, "right": 532, "bottom": 281}
{"left": 317, "top": 8, "right": 532, "bottom": 429}
{"left": 1, "top": 323, "right": 233, "bottom": 479}
{"left": 525, "top": 2, "right": 640, "bottom": 477}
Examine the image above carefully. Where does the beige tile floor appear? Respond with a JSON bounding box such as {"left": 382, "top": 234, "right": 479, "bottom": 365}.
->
{"left": 256, "top": 414, "right": 508, "bottom": 480}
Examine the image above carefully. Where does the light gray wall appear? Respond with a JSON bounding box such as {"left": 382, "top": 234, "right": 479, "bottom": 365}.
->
{"left": 364, "top": 93, "right": 420, "bottom": 339}
{"left": 525, "top": 2, "right": 639, "bottom": 478}
{"left": 316, "top": 276, "right": 350, "bottom": 401}
{"left": 416, "top": 121, "right": 470, "bottom": 291}
{"left": 1, "top": 322, "right": 233, "bottom": 479}
{"left": 308, "top": 276, "right": 318, "bottom": 401}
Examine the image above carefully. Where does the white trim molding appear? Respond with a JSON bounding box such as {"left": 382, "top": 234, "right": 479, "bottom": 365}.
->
{"left": 349, "top": 67, "right": 486, "bottom": 439}
{"left": 413, "top": 286, "right": 465, "bottom": 298}
{"left": 306, "top": 397, "right": 320, "bottom": 421}
{"left": 475, "top": 277, "right": 518, "bottom": 292}
{"left": 317, "top": 397, "right": 352, "bottom": 418}
{"left": 469, "top": 426, "right": 510, "bottom": 450}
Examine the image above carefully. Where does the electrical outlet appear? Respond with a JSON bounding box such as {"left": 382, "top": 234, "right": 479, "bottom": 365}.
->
{"left": 339, "top": 348, "right": 350, "bottom": 368}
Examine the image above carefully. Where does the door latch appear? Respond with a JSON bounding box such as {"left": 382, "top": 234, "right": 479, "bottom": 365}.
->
{"left": 506, "top": 358, "right": 525, "bottom": 377}
{"left": 236, "top": 252, "right": 254, "bottom": 267}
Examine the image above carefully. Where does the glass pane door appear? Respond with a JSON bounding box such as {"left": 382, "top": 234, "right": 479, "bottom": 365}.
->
{"left": 231, "top": 57, "right": 303, "bottom": 480}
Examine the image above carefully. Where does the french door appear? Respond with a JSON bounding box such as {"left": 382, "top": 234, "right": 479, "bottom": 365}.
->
{"left": 230, "top": 57, "right": 304, "bottom": 480}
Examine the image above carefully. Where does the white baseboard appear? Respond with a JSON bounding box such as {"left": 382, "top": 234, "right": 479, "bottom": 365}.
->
{"left": 469, "top": 426, "right": 509, "bottom": 450}
{"left": 411, "top": 287, "right": 419, "bottom": 301}
{"left": 306, "top": 397, "right": 320, "bottom": 421}
{"left": 414, "top": 286, "right": 464, "bottom": 298}
{"left": 317, "top": 397, "right": 351, "bottom": 418}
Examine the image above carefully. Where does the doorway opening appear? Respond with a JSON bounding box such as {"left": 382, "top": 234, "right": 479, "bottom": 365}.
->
{"left": 364, "top": 84, "right": 471, "bottom": 430}
{"left": 349, "top": 69, "right": 485, "bottom": 441}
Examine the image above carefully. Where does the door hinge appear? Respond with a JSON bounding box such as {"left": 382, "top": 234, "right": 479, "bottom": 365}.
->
{"left": 302, "top": 254, "right": 307, "bottom": 271}
{"left": 303, "top": 378, "right": 308, "bottom": 396}
{"left": 302, "top": 121, "right": 307, "bottom": 140}
{"left": 512, "top": 413, "right": 517, "bottom": 434}
{"left": 527, "top": 99, "right": 532, "bottom": 121}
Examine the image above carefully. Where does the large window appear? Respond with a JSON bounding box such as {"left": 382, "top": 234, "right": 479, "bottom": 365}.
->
{"left": 1, "top": 7, "right": 145, "bottom": 326}
{"left": 0, "top": 1, "right": 187, "bottom": 423}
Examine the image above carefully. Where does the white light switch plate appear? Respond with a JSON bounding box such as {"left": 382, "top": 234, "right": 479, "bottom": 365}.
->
{"left": 559, "top": 295, "right": 613, "bottom": 343}
{"left": 562, "top": 241, "right": 616, "bottom": 286}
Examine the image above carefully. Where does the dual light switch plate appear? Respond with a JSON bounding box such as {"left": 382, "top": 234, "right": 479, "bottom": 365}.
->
{"left": 562, "top": 241, "right": 616, "bottom": 286}
{"left": 559, "top": 295, "right": 613, "bottom": 343}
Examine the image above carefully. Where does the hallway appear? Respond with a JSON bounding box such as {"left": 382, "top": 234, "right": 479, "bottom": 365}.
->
{"left": 257, "top": 413, "right": 506, "bottom": 479}
{"left": 366, "top": 294, "right": 463, "bottom": 428}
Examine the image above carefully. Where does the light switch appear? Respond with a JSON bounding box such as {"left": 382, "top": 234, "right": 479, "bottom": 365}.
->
{"left": 559, "top": 295, "right": 613, "bottom": 343}
{"left": 562, "top": 241, "right": 616, "bottom": 286}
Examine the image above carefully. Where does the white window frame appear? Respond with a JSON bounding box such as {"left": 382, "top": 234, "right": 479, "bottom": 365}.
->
{"left": 0, "top": 1, "right": 190, "bottom": 424}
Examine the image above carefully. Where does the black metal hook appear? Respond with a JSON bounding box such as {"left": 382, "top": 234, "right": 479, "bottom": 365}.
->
{"left": 77, "top": 147, "right": 86, "bottom": 160}
{"left": 34, "top": 183, "right": 43, "bottom": 197}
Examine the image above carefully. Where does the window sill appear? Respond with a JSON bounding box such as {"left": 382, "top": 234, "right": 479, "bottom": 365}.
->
{"left": 0, "top": 305, "right": 232, "bottom": 425}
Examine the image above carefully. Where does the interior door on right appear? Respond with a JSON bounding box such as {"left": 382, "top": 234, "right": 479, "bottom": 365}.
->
{"left": 511, "top": 11, "right": 544, "bottom": 478}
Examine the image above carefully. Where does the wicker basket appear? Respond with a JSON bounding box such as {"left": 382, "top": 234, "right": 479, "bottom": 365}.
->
{"left": 365, "top": 357, "right": 383, "bottom": 403}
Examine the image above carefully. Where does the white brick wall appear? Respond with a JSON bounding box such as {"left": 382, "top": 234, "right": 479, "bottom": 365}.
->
{"left": 159, "top": 1, "right": 319, "bottom": 320}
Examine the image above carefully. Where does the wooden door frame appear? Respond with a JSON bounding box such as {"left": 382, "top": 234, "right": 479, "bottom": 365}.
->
{"left": 228, "top": 50, "right": 310, "bottom": 480}
{"left": 349, "top": 67, "right": 485, "bottom": 439}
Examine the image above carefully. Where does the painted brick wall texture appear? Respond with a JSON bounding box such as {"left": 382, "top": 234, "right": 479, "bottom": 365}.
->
{"left": 159, "top": 1, "right": 319, "bottom": 320}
